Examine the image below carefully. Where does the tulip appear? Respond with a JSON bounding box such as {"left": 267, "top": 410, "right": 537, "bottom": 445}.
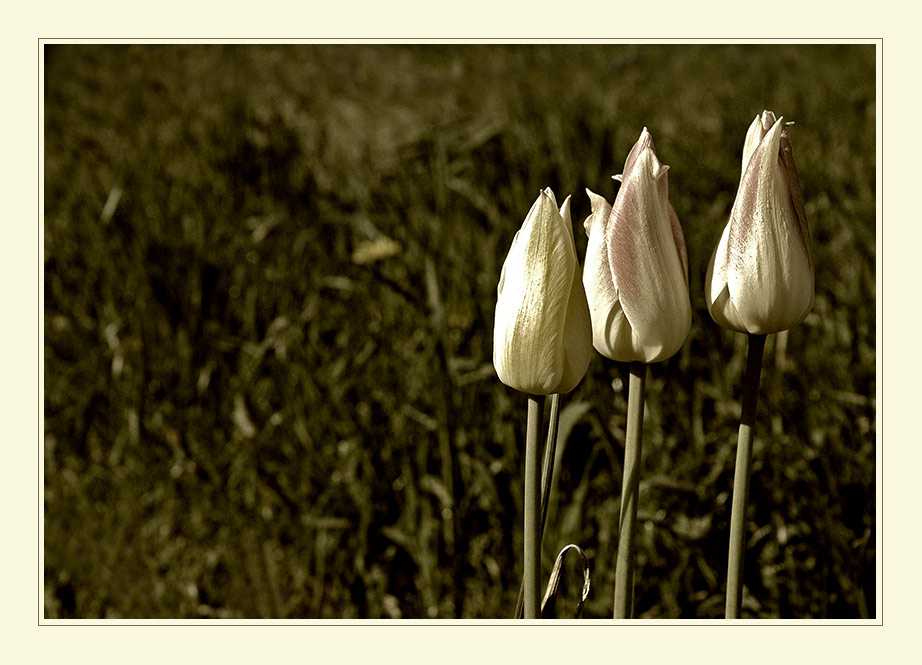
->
{"left": 493, "top": 188, "right": 593, "bottom": 396}
{"left": 583, "top": 128, "right": 691, "bottom": 364}
{"left": 705, "top": 110, "right": 814, "bottom": 334}
{"left": 582, "top": 128, "right": 690, "bottom": 618}
{"left": 492, "top": 187, "right": 592, "bottom": 619}
{"left": 709, "top": 111, "right": 815, "bottom": 619}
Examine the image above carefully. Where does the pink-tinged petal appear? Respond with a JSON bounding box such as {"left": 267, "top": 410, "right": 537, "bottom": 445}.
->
{"left": 647, "top": 157, "right": 689, "bottom": 286}
{"left": 621, "top": 127, "right": 654, "bottom": 178}
{"left": 779, "top": 123, "right": 813, "bottom": 272}
{"left": 668, "top": 201, "right": 689, "bottom": 286}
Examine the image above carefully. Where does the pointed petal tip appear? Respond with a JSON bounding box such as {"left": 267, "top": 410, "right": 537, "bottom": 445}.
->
{"left": 585, "top": 188, "right": 609, "bottom": 206}
{"left": 766, "top": 115, "right": 786, "bottom": 141}
{"left": 559, "top": 194, "right": 572, "bottom": 219}
{"left": 541, "top": 187, "right": 558, "bottom": 209}
{"left": 583, "top": 189, "right": 612, "bottom": 235}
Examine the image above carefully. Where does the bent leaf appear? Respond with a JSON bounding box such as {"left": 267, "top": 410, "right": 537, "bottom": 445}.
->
{"left": 540, "top": 544, "right": 591, "bottom": 619}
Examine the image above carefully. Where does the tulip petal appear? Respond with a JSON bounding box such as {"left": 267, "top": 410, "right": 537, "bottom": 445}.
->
{"left": 705, "top": 214, "right": 732, "bottom": 306}
{"left": 556, "top": 194, "right": 593, "bottom": 393}
{"left": 558, "top": 193, "right": 574, "bottom": 251}
{"left": 704, "top": 242, "right": 748, "bottom": 332}
{"left": 583, "top": 188, "right": 612, "bottom": 237}
{"left": 741, "top": 111, "right": 775, "bottom": 175}
{"left": 554, "top": 260, "right": 593, "bottom": 394}
{"left": 582, "top": 189, "right": 624, "bottom": 358}
{"left": 543, "top": 186, "right": 559, "bottom": 211}
{"left": 779, "top": 124, "right": 813, "bottom": 270}
{"left": 666, "top": 188, "right": 689, "bottom": 286}
{"left": 595, "top": 296, "right": 639, "bottom": 361}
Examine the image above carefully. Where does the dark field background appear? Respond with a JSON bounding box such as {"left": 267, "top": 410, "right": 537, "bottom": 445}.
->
{"left": 42, "top": 43, "right": 876, "bottom": 620}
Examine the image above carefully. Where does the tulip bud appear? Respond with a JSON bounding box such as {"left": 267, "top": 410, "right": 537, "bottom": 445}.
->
{"left": 582, "top": 128, "right": 692, "bottom": 363}
{"left": 705, "top": 111, "right": 814, "bottom": 334}
{"left": 493, "top": 188, "right": 593, "bottom": 395}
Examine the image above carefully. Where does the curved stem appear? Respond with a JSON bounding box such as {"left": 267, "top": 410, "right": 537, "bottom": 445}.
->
{"left": 613, "top": 361, "right": 647, "bottom": 619}
{"left": 725, "top": 333, "right": 767, "bottom": 619}
{"left": 524, "top": 394, "right": 545, "bottom": 619}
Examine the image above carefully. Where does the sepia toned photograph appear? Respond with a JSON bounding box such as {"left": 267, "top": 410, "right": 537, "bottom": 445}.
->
{"left": 41, "top": 42, "right": 877, "bottom": 621}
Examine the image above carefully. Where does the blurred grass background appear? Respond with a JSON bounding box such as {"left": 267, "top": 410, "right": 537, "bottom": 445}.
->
{"left": 42, "top": 43, "right": 876, "bottom": 619}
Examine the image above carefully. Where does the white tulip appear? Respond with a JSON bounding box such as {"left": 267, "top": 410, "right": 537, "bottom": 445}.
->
{"left": 705, "top": 111, "right": 814, "bottom": 334}
{"left": 493, "top": 188, "right": 593, "bottom": 395}
{"left": 583, "top": 128, "right": 691, "bottom": 363}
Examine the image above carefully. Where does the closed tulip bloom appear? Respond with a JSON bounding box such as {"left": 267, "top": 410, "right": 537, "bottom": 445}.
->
{"left": 493, "top": 188, "right": 593, "bottom": 395}
{"left": 705, "top": 110, "right": 814, "bottom": 334}
{"left": 583, "top": 128, "right": 691, "bottom": 363}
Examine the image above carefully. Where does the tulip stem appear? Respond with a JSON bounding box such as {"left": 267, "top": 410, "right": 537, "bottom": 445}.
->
{"left": 539, "top": 394, "right": 561, "bottom": 547}
{"left": 613, "top": 361, "right": 647, "bottom": 619}
{"left": 514, "top": 393, "right": 561, "bottom": 619}
{"left": 524, "top": 394, "right": 545, "bottom": 619}
{"left": 725, "top": 333, "right": 767, "bottom": 619}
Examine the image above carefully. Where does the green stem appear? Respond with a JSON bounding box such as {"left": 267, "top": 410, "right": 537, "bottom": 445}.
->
{"left": 540, "top": 393, "right": 561, "bottom": 542}
{"left": 613, "top": 361, "right": 647, "bottom": 619}
{"left": 725, "top": 333, "right": 767, "bottom": 619}
{"left": 514, "top": 393, "right": 561, "bottom": 619}
{"left": 524, "top": 394, "right": 545, "bottom": 619}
